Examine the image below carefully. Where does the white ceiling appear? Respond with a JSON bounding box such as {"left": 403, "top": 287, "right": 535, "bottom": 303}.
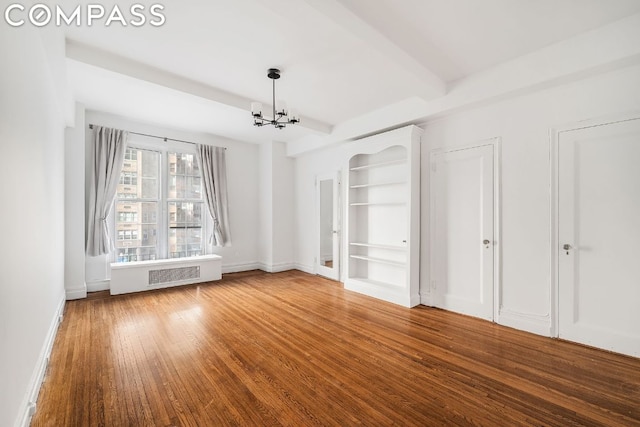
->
{"left": 63, "top": 0, "right": 640, "bottom": 151}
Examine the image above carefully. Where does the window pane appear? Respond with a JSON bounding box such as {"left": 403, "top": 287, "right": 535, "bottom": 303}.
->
{"left": 115, "top": 201, "right": 159, "bottom": 262}
{"left": 168, "top": 201, "right": 203, "bottom": 258}
{"left": 115, "top": 148, "right": 160, "bottom": 263}
{"left": 140, "top": 150, "right": 159, "bottom": 198}
{"left": 168, "top": 152, "right": 201, "bottom": 200}
{"left": 118, "top": 148, "right": 159, "bottom": 200}
{"left": 187, "top": 176, "right": 202, "bottom": 199}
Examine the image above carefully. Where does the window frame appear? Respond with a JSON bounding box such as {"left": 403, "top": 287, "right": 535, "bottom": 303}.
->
{"left": 111, "top": 138, "right": 209, "bottom": 263}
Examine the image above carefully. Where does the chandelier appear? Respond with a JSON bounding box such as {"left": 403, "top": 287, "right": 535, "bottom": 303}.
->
{"left": 251, "top": 68, "right": 300, "bottom": 129}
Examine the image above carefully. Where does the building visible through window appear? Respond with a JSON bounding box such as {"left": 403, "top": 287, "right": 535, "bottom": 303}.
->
{"left": 114, "top": 147, "right": 204, "bottom": 262}
{"left": 168, "top": 152, "right": 204, "bottom": 259}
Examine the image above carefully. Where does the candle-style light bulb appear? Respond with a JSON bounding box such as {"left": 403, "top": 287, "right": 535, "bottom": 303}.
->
{"left": 251, "top": 102, "right": 263, "bottom": 117}
{"left": 289, "top": 108, "right": 300, "bottom": 123}
{"left": 277, "top": 100, "right": 287, "bottom": 116}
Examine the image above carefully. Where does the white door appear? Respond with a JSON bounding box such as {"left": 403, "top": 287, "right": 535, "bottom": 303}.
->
{"left": 316, "top": 173, "right": 340, "bottom": 280}
{"left": 431, "top": 144, "right": 495, "bottom": 321}
{"left": 558, "top": 118, "right": 640, "bottom": 358}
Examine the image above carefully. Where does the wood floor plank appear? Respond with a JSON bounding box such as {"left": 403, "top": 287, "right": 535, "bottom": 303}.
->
{"left": 31, "top": 270, "right": 640, "bottom": 426}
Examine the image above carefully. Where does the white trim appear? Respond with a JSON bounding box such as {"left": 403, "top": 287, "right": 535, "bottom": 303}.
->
{"left": 345, "top": 278, "right": 420, "bottom": 307}
{"left": 65, "top": 286, "right": 87, "bottom": 300}
{"left": 221, "top": 262, "right": 262, "bottom": 274}
{"left": 315, "top": 171, "right": 341, "bottom": 281}
{"left": 223, "top": 262, "right": 315, "bottom": 275}
{"left": 16, "top": 297, "right": 65, "bottom": 427}
{"left": 258, "top": 262, "right": 296, "bottom": 273}
{"left": 86, "top": 280, "right": 110, "bottom": 293}
{"left": 493, "top": 138, "right": 503, "bottom": 323}
{"left": 549, "top": 112, "right": 640, "bottom": 338}
{"left": 549, "top": 126, "right": 559, "bottom": 338}
{"left": 420, "top": 291, "right": 432, "bottom": 306}
{"left": 293, "top": 263, "right": 315, "bottom": 275}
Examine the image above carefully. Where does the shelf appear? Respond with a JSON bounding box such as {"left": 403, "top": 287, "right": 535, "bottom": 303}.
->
{"left": 349, "top": 202, "right": 406, "bottom": 206}
{"left": 350, "top": 242, "right": 407, "bottom": 251}
{"left": 345, "top": 128, "right": 420, "bottom": 307}
{"left": 349, "top": 159, "right": 406, "bottom": 171}
{"left": 349, "top": 255, "right": 406, "bottom": 267}
{"left": 349, "top": 181, "right": 406, "bottom": 189}
{"left": 348, "top": 277, "right": 404, "bottom": 289}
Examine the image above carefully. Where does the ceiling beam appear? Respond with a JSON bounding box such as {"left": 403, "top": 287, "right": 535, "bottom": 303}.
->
{"left": 288, "top": 13, "right": 640, "bottom": 156}
{"left": 65, "top": 40, "right": 332, "bottom": 135}
{"left": 300, "top": 0, "right": 446, "bottom": 100}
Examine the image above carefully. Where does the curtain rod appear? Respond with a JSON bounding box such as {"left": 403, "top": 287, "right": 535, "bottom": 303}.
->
{"left": 88, "top": 124, "right": 226, "bottom": 149}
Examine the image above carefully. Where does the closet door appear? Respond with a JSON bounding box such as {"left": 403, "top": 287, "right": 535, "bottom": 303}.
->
{"left": 431, "top": 144, "right": 495, "bottom": 321}
{"left": 558, "top": 118, "right": 640, "bottom": 358}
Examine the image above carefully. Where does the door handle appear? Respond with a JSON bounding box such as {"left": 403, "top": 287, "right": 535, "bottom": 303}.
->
{"left": 483, "top": 239, "right": 491, "bottom": 248}
{"left": 563, "top": 243, "right": 572, "bottom": 255}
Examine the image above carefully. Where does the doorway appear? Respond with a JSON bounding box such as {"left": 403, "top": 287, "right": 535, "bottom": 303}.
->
{"left": 556, "top": 117, "right": 640, "bottom": 357}
{"left": 430, "top": 142, "right": 496, "bottom": 321}
{"left": 316, "top": 172, "right": 340, "bottom": 281}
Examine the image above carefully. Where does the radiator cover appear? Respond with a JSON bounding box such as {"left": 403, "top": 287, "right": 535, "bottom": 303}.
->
{"left": 110, "top": 255, "right": 222, "bottom": 295}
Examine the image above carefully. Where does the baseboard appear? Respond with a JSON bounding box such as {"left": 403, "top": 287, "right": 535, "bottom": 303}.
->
{"left": 65, "top": 285, "right": 87, "bottom": 300}
{"left": 258, "top": 262, "right": 296, "bottom": 273}
{"left": 16, "top": 296, "right": 65, "bottom": 427}
{"left": 221, "top": 262, "right": 262, "bottom": 274}
{"left": 497, "top": 307, "right": 551, "bottom": 337}
{"left": 293, "top": 263, "right": 314, "bottom": 274}
{"left": 344, "top": 278, "right": 420, "bottom": 308}
{"left": 419, "top": 290, "right": 432, "bottom": 306}
{"left": 87, "top": 280, "right": 110, "bottom": 293}
{"left": 223, "top": 262, "right": 313, "bottom": 275}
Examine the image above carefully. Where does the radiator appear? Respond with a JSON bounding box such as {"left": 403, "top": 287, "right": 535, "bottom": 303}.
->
{"left": 149, "top": 266, "right": 200, "bottom": 285}
{"left": 110, "top": 255, "right": 222, "bottom": 295}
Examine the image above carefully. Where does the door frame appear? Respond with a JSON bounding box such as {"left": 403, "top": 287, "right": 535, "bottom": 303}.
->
{"left": 428, "top": 138, "right": 501, "bottom": 321}
{"left": 315, "top": 171, "right": 341, "bottom": 280}
{"left": 550, "top": 111, "right": 640, "bottom": 337}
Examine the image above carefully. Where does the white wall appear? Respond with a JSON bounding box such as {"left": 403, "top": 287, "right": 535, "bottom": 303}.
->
{"left": 293, "top": 64, "right": 640, "bottom": 337}
{"left": 258, "top": 141, "right": 295, "bottom": 272}
{"left": 0, "top": 26, "right": 67, "bottom": 427}
{"left": 420, "top": 63, "right": 640, "bottom": 335}
{"left": 83, "top": 111, "right": 261, "bottom": 286}
{"left": 271, "top": 142, "right": 295, "bottom": 268}
{"left": 259, "top": 142, "right": 274, "bottom": 267}
{"left": 65, "top": 104, "right": 87, "bottom": 299}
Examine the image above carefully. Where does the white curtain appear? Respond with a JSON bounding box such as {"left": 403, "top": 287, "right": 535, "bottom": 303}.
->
{"left": 196, "top": 144, "right": 231, "bottom": 247}
{"left": 86, "top": 126, "right": 128, "bottom": 256}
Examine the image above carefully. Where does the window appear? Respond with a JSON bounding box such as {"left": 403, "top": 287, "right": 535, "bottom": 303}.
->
{"left": 115, "top": 148, "right": 160, "bottom": 262}
{"left": 117, "top": 211, "right": 138, "bottom": 222}
{"left": 124, "top": 149, "right": 138, "bottom": 161}
{"left": 168, "top": 152, "right": 204, "bottom": 258}
{"left": 119, "top": 172, "right": 137, "bottom": 186}
{"left": 113, "top": 145, "right": 205, "bottom": 263}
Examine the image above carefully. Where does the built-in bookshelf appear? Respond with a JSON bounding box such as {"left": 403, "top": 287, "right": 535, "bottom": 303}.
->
{"left": 344, "top": 125, "right": 421, "bottom": 307}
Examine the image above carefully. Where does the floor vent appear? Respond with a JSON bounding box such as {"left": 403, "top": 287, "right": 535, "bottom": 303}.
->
{"left": 149, "top": 266, "right": 200, "bottom": 285}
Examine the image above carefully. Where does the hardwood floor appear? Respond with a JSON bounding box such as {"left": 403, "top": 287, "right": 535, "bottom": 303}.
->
{"left": 32, "top": 270, "right": 640, "bottom": 426}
